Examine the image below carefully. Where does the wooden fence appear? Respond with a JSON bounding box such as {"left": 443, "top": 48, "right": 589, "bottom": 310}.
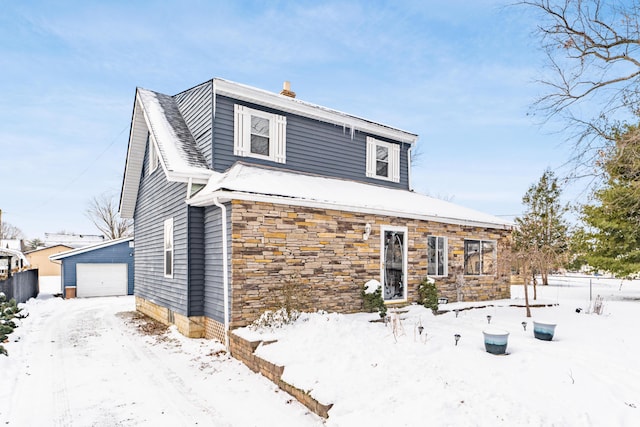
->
{"left": 0, "top": 269, "right": 39, "bottom": 303}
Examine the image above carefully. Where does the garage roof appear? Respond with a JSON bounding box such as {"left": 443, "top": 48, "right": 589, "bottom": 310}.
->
{"left": 49, "top": 237, "right": 133, "bottom": 261}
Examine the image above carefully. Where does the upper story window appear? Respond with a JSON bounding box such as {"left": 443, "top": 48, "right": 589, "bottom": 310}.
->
{"left": 464, "top": 239, "right": 496, "bottom": 276}
{"left": 164, "top": 218, "right": 174, "bottom": 278}
{"left": 366, "top": 137, "right": 400, "bottom": 182}
{"left": 148, "top": 132, "right": 158, "bottom": 175}
{"left": 234, "top": 104, "right": 286, "bottom": 163}
{"left": 427, "top": 236, "right": 447, "bottom": 276}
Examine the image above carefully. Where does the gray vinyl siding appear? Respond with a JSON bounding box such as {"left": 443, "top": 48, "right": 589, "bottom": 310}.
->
{"left": 203, "top": 204, "right": 231, "bottom": 324}
{"left": 134, "top": 142, "right": 190, "bottom": 315}
{"left": 187, "top": 206, "right": 205, "bottom": 316}
{"left": 211, "top": 95, "right": 410, "bottom": 189}
{"left": 174, "top": 81, "right": 213, "bottom": 167}
{"left": 60, "top": 241, "right": 134, "bottom": 295}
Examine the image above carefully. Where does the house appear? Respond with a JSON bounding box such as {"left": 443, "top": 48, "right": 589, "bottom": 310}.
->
{"left": 44, "top": 232, "right": 106, "bottom": 249}
{"left": 0, "top": 247, "right": 29, "bottom": 278}
{"left": 119, "top": 78, "right": 513, "bottom": 344}
{"left": 25, "top": 244, "right": 73, "bottom": 279}
{"left": 49, "top": 237, "right": 134, "bottom": 298}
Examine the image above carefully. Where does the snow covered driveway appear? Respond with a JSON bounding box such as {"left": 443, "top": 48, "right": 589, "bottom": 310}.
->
{"left": 0, "top": 294, "right": 322, "bottom": 426}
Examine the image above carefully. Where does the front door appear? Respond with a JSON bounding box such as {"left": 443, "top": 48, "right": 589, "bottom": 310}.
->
{"left": 381, "top": 226, "right": 407, "bottom": 301}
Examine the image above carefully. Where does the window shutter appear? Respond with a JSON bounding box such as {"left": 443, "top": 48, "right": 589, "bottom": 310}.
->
{"left": 365, "top": 137, "right": 375, "bottom": 178}
{"left": 273, "top": 114, "right": 287, "bottom": 164}
{"left": 391, "top": 143, "right": 400, "bottom": 183}
{"left": 234, "top": 104, "right": 249, "bottom": 157}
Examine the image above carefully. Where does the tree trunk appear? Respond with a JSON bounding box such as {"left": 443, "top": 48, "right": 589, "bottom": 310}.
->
{"left": 532, "top": 271, "right": 537, "bottom": 301}
{"left": 524, "top": 265, "right": 532, "bottom": 318}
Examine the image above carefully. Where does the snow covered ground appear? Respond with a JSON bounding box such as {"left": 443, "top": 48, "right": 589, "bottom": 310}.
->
{"left": 0, "top": 280, "right": 322, "bottom": 426}
{"left": 1, "top": 275, "right": 639, "bottom": 426}
{"left": 238, "top": 275, "right": 640, "bottom": 426}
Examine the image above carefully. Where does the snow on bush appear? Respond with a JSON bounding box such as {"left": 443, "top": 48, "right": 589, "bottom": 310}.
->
{"left": 249, "top": 307, "right": 301, "bottom": 331}
{"left": 363, "top": 279, "right": 381, "bottom": 294}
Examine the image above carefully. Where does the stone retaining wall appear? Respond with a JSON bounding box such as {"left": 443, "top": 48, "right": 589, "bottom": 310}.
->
{"left": 229, "top": 332, "right": 333, "bottom": 418}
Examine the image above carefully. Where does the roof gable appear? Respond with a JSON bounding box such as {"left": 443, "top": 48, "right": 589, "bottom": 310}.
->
{"left": 24, "top": 244, "right": 73, "bottom": 255}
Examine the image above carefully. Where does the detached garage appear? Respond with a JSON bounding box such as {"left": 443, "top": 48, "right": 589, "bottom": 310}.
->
{"left": 50, "top": 237, "right": 134, "bottom": 298}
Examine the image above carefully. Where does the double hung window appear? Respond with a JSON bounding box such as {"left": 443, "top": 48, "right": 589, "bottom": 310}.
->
{"left": 164, "top": 218, "right": 174, "bottom": 278}
{"left": 366, "top": 137, "right": 400, "bottom": 182}
{"left": 234, "top": 104, "right": 286, "bottom": 163}
{"left": 427, "top": 236, "right": 447, "bottom": 276}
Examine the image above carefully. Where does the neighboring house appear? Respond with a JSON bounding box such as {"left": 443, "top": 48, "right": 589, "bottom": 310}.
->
{"left": 25, "top": 245, "right": 73, "bottom": 279}
{"left": 0, "top": 247, "right": 29, "bottom": 278}
{"left": 49, "top": 237, "right": 134, "bottom": 298}
{"left": 44, "top": 232, "right": 106, "bottom": 249}
{"left": 1, "top": 239, "right": 26, "bottom": 252}
{"left": 119, "top": 78, "right": 513, "bottom": 344}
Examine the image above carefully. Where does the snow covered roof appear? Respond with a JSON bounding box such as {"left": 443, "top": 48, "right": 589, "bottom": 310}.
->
{"left": 1, "top": 239, "right": 23, "bottom": 251}
{"left": 188, "top": 163, "right": 513, "bottom": 230}
{"left": 49, "top": 236, "right": 133, "bottom": 261}
{"left": 119, "top": 78, "right": 420, "bottom": 219}
{"left": 0, "top": 248, "right": 29, "bottom": 267}
{"left": 119, "top": 88, "right": 214, "bottom": 218}
{"left": 137, "top": 88, "right": 209, "bottom": 175}
{"left": 43, "top": 233, "right": 106, "bottom": 249}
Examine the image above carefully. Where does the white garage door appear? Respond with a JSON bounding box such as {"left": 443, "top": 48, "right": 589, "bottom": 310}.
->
{"left": 76, "top": 263, "right": 128, "bottom": 297}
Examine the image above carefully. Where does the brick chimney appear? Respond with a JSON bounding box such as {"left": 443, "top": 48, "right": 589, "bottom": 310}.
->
{"left": 280, "top": 81, "right": 296, "bottom": 98}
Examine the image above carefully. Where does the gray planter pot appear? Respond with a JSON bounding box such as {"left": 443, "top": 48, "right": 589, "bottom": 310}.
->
{"left": 533, "top": 321, "right": 557, "bottom": 341}
{"left": 483, "top": 328, "right": 509, "bottom": 355}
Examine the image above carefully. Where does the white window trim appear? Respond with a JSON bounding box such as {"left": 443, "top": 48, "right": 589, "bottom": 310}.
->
{"left": 148, "top": 133, "right": 158, "bottom": 175}
{"left": 234, "top": 104, "right": 286, "bottom": 163}
{"left": 164, "top": 218, "right": 174, "bottom": 278}
{"left": 427, "top": 235, "right": 448, "bottom": 277}
{"left": 463, "top": 239, "right": 497, "bottom": 276}
{"left": 366, "top": 136, "right": 400, "bottom": 183}
{"left": 380, "top": 225, "right": 408, "bottom": 302}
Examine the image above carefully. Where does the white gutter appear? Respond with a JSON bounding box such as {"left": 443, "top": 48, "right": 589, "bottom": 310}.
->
{"left": 212, "top": 197, "right": 230, "bottom": 350}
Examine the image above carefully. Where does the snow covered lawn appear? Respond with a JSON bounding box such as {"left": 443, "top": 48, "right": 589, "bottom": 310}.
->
{"left": 237, "top": 275, "right": 640, "bottom": 426}
{"left": 2, "top": 275, "right": 639, "bottom": 426}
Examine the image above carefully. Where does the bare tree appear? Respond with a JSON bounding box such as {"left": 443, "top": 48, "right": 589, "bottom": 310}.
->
{"left": 521, "top": 0, "right": 640, "bottom": 178}
{"left": 86, "top": 193, "right": 133, "bottom": 239}
{"left": 0, "top": 222, "right": 24, "bottom": 240}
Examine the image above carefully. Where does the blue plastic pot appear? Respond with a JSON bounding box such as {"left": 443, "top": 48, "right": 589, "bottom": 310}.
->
{"left": 483, "top": 329, "right": 509, "bottom": 355}
{"left": 533, "top": 321, "right": 556, "bottom": 341}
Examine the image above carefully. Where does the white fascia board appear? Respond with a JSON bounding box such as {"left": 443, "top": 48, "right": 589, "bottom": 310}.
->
{"left": 188, "top": 189, "right": 514, "bottom": 231}
{"left": 119, "top": 94, "right": 147, "bottom": 219}
{"left": 213, "top": 79, "right": 419, "bottom": 145}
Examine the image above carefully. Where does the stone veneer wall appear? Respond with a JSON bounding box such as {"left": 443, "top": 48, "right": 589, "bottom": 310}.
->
{"left": 135, "top": 296, "right": 205, "bottom": 338}
{"left": 229, "top": 200, "right": 511, "bottom": 328}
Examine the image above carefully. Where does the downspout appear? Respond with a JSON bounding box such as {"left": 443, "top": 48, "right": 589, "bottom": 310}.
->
{"left": 407, "top": 145, "right": 413, "bottom": 191}
{"left": 212, "top": 196, "right": 230, "bottom": 350}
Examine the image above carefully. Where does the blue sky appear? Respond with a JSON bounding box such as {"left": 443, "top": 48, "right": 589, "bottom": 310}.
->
{"left": 0, "top": 0, "right": 573, "bottom": 240}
